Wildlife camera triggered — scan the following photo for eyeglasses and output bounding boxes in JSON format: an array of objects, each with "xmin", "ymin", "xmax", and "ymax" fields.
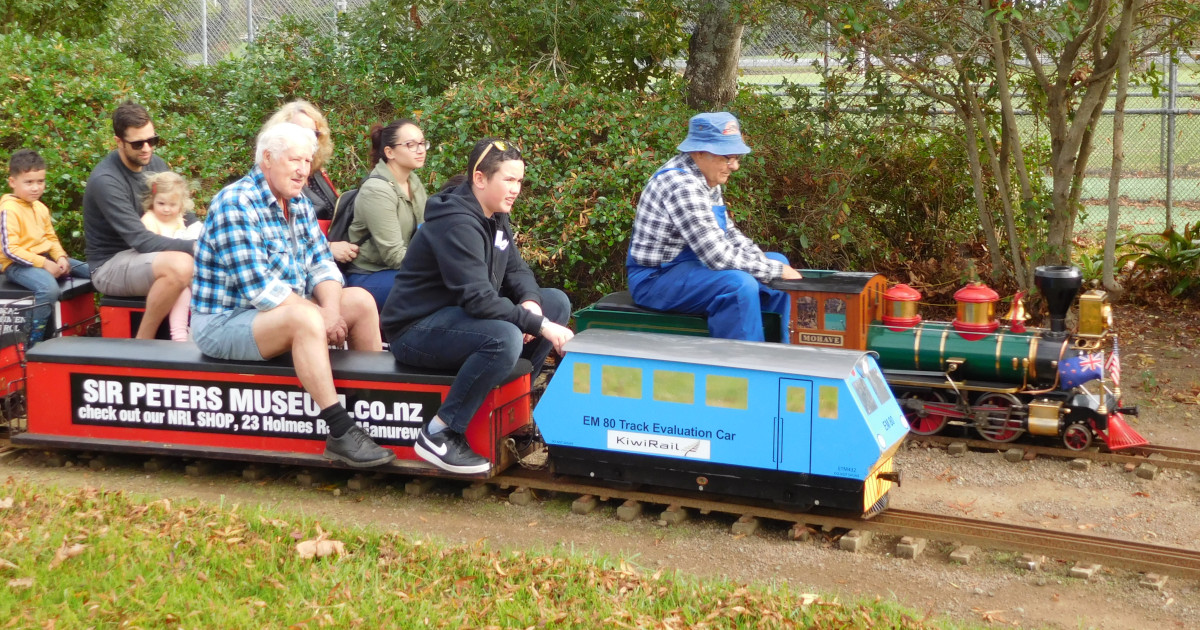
[
  {"xmin": 472, "ymin": 140, "xmax": 512, "ymax": 175},
  {"xmin": 394, "ymin": 139, "xmax": 431, "ymax": 153},
  {"xmin": 721, "ymin": 155, "xmax": 740, "ymax": 166},
  {"xmin": 125, "ymin": 136, "xmax": 160, "ymax": 150}
]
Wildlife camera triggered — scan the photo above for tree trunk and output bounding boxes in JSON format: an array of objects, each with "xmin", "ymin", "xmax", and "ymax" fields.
[
  {"xmin": 683, "ymin": 0, "xmax": 744, "ymax": 110},
  {"xmin": 1104, "ymin": 0, "xmax": 1141, "ymax": 295},
  {"xmin": 960, "ymin": 105, "xmax": 1008, "ymax": 280}
]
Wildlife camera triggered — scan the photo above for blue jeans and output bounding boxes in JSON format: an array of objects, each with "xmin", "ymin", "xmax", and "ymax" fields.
[
  {"xmin": 4, "ymin": 258, "xmax": 91, "ymax": 337},
  {"xmin": 388, "ymin": 288, "xmax": 570, "ymax": 433},
  {"xmin": 345, "ymin": 269, "xmax": 397, "ymax": 312},
  {"xmin": 628, "ymin": 252, "xmax": 790, "ymax": 343}
]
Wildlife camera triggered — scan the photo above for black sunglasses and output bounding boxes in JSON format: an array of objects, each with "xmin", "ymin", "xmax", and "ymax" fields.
[{"xmin": 125, "ymin": 136, "xmax": 161, "ymax": 150}]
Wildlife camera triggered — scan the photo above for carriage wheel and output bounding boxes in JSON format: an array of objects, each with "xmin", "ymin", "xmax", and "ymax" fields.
[
  {"xmin": 900, "ymin": 390, "xmax": 951, "ymax": 436},
  {"xmin": 974, "ymin": 392, "xmax": 1025, "ymax": 443},
  {"xmin": 1062, "ymin": 423, "xmax": 1093, "ymax": 451}
]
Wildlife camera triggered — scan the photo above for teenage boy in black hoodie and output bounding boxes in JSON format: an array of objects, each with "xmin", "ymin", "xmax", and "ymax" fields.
[{"xmin": 381, "ymin": 138, "xmax": 573, "ymax": 474}]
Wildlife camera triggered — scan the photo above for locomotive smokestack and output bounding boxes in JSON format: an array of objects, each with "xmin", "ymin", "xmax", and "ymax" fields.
[{"xmin": 1034, "ymin": 265, "xmax": 1082, "ymax": 339}]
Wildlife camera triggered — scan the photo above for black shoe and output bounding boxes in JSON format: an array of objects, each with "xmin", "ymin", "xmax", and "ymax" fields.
[
  {"xmin": 324, "ymin": 425, "xmax": 396, "ymax": 468},
  {"xmin": 413, "ymin": 427, "xmax": 490, "ymax": 474}
]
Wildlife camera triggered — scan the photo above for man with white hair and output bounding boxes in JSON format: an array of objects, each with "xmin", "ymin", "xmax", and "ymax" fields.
[{"xmin": 191, "ymin": 122, "xmax": 394, "ymax": 468}]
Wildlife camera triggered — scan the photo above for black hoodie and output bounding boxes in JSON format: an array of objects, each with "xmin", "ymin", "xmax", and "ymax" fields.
[{"xmin": 380, "ymin": 179, "xmax": 544, "ymax": 342}]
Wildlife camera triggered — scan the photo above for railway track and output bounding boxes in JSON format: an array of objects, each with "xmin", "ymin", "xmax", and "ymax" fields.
[
  {"xmin": 491, "ymin": 468, "xmax": 1200, "ymax": 579},
  {"xmin": 915, "ymin": 434, "xmax": 1200, "ymax": 474},
  {"xmin": 5, "ymin": 436, "xmax": 1194, "ymax": 580}
]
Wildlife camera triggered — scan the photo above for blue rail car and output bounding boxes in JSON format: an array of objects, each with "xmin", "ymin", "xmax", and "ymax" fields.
[{"xmin": 534, "ymin": 329, "xmax": 909, "ymax": 515}]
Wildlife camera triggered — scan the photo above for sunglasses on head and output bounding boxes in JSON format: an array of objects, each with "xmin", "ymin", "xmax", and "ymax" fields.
[
  {"xmin": 472, "ymin": 140, "xmax": 513, "ymax": 175},
  {"xmin": 125, "ymin": 136, "xmax": 160, "ymax": 150}
]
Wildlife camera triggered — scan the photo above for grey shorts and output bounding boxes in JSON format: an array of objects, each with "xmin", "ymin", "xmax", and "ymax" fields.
[
  {"xmin": 91, "ymin": 249, "xmax": 158, "ymax": 296},
  {"xmin": 192, "ymin": 308, "xmax": 265, "ymax": 361}
]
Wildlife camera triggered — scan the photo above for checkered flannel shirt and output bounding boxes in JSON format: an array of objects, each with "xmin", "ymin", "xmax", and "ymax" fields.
[
  {"xmin": 627, "ymin": 153, "xmax": 782, "ymax": 283},
  {"xmin": 193, "ymin": 165, "xmax": 342, "ymax": 314}
]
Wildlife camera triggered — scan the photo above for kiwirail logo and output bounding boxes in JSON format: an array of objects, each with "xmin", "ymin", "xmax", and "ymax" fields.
[{"xmin": 606, "ymin": 430, "xmax": 711, "ymax": 459}]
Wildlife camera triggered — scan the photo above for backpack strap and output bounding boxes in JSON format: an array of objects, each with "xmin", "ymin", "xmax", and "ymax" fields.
[
  {"xmin": 331, "ymin": 173, "xmax": 387, "ymax": 246},
  {"xmin": 352, "ymin": 174, "xmax": 388, "ymax": 246}
]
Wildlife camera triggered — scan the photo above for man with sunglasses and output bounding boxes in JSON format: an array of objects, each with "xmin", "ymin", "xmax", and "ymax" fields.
[
  {"xmin": 626, "ymin": 111, "xmax": 802, "ymax": 343},
  {"xmin": 83, "ymin": 101, "xmax": 195, "ymax": 339}
]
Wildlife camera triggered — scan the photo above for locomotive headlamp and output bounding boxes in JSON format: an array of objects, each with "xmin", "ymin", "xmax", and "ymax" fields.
[{"xmin": 1077, "ymin": 290, "xmax": 1112, "ymax": 339}]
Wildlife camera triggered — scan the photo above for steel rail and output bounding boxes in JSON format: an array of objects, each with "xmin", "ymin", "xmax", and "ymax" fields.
[
  {"xmin": 915, "ymin": 435, "xmax": 1200, "ymax": 474},
  {"xmin": 493, "ymin": 469, "xmax": 1200, "ymax": 579}
]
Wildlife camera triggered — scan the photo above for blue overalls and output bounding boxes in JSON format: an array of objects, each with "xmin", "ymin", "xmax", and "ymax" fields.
[{"xmin": 627, "ymin": 169, "xmax": 791, "ymax": 343}]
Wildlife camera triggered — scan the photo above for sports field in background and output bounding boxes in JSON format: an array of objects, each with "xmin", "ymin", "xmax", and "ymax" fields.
[{"xmin": 739, "ymin": 56, "xmax": 1200, "ymax": 235}]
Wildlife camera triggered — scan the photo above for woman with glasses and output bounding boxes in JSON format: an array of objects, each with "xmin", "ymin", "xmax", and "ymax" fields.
[
  {"xmin": 381, "ymin": 138, "xmax": 573, "ymax": 474},
  {"xmin": 342, "ymin": 119, "xmax": 429, "ymax": 309},
  {"xmin": 262, "ymin": 101, "xmax": 359, "ymax": 266}
]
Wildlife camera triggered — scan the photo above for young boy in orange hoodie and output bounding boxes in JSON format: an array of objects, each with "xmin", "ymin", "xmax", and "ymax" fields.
[{"xmin": 1, "ymin": 149, "xmax": 90, "ymax": 345}]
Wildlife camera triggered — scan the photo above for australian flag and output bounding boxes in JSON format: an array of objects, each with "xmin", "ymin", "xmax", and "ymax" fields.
[{"xmin": 1060, "ymin": 352, "xmax": 1104, "ymax": 389}]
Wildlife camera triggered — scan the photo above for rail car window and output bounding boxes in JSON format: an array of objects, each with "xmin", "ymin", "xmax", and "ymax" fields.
[
  {"xmin": 573, "ymin": 362, "xmax": 591, "ymax": 394},
  {"xmin": 795, "ymin": 296, "xmax": 818, "ymax": 329},
  {"xmin": 653, "ymin": 370, "xmax": 695, "ymax": 404},
  {"xmin": 818, "ymin": 385, "xmax": 839, "ymax": 419},
  {"xmin": 851, "ymin": 377, "xmax": 879, "ymax": 414},
  {"xmin": 862, "ymin": 359, "xmax": 892, "ymax": 403},
  {"xmin": 825, "ymin": 298, "xmax": 847, "ymax": 331},
  {"xmin": 785, "ymin": 386, "xmax": 807, "ymax": 413},
  {"xmin": 705, "ymin": 375, "xmax": 748, "ymax": 409},
  {"xmin": 601, "ymin": 366, "xmax": 642, "ymax": 399}
]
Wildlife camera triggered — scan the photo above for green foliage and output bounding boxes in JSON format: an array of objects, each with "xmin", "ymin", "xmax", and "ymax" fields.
[
  {"xmin": 340, "ymin": 0, "xmax": 688, "ymax": 95},
  {"xmin": 0, "ymin": 0, "xmax": 182, "ymax": 64},
  {"xmin": 726, "ymin": 81, "xmax": 981, "ymax": 275},
  {"xmin": 1, "ymin": 10, "xmax": 988, "ymax": 306},
  {"xmin": 1117, "ymin": 221, "xmax": 1200, "ymax": 298}
]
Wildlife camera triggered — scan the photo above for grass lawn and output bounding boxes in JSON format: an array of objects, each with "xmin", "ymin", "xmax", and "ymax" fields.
[{"xmin": 0, "ymin": 477, "xmax": 944, "ymax": 629}]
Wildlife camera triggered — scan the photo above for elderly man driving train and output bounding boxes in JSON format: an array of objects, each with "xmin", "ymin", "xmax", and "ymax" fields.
[{"xmin": 625, "ymin": 111, "xmax": 803, "ymax": 342}]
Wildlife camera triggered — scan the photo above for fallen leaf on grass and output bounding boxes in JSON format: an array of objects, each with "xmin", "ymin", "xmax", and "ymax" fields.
[
  {"xmin": 0, "ymin": 497, "xmax": 12, "ymax": 509},
  {"xmin": 7, "ymin": 577, "xmax": 33, "ymax": 589},
  {"xmin": 48, "ymin": 543, "xmax": 87, "ymax": 569},
  {"xmin": 296, "ymin": 538, "xmax": 345, "ymax": 559},
  {"xmin": 0, "ymin": 558, "xmax": 17, "ymax": 571},
  {"xmin": 798, "ymin": 594, "xmax": 820, "ymax": 607}
]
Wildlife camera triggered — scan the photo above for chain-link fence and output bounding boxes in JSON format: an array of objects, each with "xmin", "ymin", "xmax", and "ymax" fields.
[
  {"xmin": 169, "ymin": 2, "xmax": 1198, "ymax": 234},
  {"xmin": 741, "ymin": 20, "xmax": 1200, "ymax": 235},
  {"xmin": 169, "ymin": 0, "xmax": 369, "ymax": 65}
]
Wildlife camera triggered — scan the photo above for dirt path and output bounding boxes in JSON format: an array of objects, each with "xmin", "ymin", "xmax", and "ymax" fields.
[{"xmin": 4, "ymin": 303, "xmax": 1199, "ymax": 629}]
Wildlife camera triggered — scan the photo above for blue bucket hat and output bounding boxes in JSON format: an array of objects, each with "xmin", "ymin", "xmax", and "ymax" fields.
[{"xmin": 676, "ymin": 112, "xmax": 751, "ymax": 155}]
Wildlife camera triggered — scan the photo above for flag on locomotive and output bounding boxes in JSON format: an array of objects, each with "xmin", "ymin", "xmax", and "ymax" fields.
[
  {"xmin": 1106, "ymin": 337, "xmax": 1121, "ymax": 386},
  {"xmin": 1058, "ymin": 352, "xmax": 1104, "ymax": 389}
]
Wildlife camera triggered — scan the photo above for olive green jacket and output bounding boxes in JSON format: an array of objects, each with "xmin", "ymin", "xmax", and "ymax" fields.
[{"xmin": 347, "ymin": 159, "xmax": 427, "ymax": 272}]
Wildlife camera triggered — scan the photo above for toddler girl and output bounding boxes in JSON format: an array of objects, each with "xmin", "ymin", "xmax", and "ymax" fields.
[{"xmin": 142, "ymin": 171, "xmax": 203, "ymax": 341}]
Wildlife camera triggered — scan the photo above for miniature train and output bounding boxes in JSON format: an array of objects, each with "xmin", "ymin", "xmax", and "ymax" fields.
[
  {"xmin": 575, "ymin": 265, "xmax": 1144, "ymax": 452},
  {"xmin": 2, "ymin": 278, "xmax": 905, "ymax": 518}
]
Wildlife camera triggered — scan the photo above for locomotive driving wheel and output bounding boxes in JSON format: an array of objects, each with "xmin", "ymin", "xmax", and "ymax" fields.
[
  {"xmin": 973, "ymin": 392, "xmax": 1025, "ymax": 443},
  {"xmin": 1061, "ymin": 423, "xmax": 1093, "ymax": 451},
  {"xmin": 899, "ymin": 390, "xmax": 951, "ymax": 435}
]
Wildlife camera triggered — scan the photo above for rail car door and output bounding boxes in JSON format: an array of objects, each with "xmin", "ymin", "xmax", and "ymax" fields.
[{"xmin": 776, "ymin": 378, "xmax": 814, "ymax": 473}]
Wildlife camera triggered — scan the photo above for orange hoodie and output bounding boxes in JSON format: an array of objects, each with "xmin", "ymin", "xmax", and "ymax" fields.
[{"xmin": 0, "ymin": 193, "xmax": 68, "ymax": 272}]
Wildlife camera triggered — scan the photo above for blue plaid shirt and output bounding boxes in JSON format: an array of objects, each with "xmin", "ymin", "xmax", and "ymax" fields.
[
  {"xmin": 627, "ymin": 153, "xmax": 782, "ymax": 283},
  {"xmin": 192, "ymin": 166, "xmax": 342, "ymax": 314}
]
